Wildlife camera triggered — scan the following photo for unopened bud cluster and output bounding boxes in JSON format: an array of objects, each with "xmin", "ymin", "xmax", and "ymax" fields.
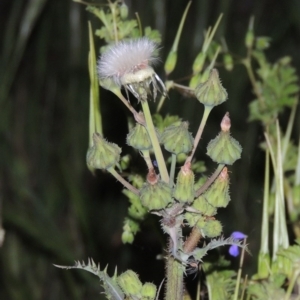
[{"xmin": 117, "ymin": 270, "xmax": 156, "ymax": 300}]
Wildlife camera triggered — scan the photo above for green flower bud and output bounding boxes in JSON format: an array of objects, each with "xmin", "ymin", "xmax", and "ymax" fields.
[
  {"xmin": 192, "ymin": 52, "xmax": 206, "ymax": 74},
  {"xmin": 161, "ymin": 121, "xmax": 194, "ymax": 155},
  {"xmin": 195, "ymin": 69, "xmax": 228, "ymax": 107},
  {"xmin": 206, "ymin": 113, "xmax": 242, "ymax": 165},
  {"xmin": 164, "ymin": 50, "xmax": 177, "ymax": 75},
  {"xmin": 141, "ymin": 282, "xmax": 157, "ymax": 300},
  {"xmin": 245, "ymin": 30, "xmax": 254, "ymax": 48},
  {"xmin": 86, "ymin": 133, "xmax": 121, "ymax": 170},
  {"xmin": 189, "ymin": 73, "xmax": 201, "ymax": 89},
  {"xmin": 120, "ymin": 154, "xmax": 130, "ymax": 170},
  {"xmin": 192, "ymin": 195, "xmax": 217, "ymax": 216},
  {"xmin": 173, "ymin": 162, "xmax": 195, "ymax": 203},
  {"xmin": 122, "ymin": 230, "xmax": 134, "ymax": 244},
  {"xmin": 204, "ymin": 167, "xmax": 230, "ymax": 208},
  {"xmin": 117, "ymin": 270, "xmax": 142, "ymax": 297},
  {"xmin": 140, "ymin": 170, "xmax": 172, "ymax": 210},
  {"xmin": 223, "ymin": 53, "xmax": 233, "ymax": 71},
  {"xmin": 201, "ymin": 219, "xmax": 222, "ymax": 238},
  {"xmin": 185, "ymin": 213, "xmax": 206, "ymax": 227},
  {"xmin": 120, "ymin": 3, "xmax": 129, "ymax": 19},
  {"xmin": 122, "ymin": 217, "xmax": 141, "ymax": 244},
  {"xmin": 127, "ymin": 123, "xmax": 153, "ymax": 150},
  {"xmin": 255, "ymin": 36, "xmax": 271, "ymax": 50}
]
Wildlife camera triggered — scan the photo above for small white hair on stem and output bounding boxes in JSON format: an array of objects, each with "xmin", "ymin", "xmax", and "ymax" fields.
[{"xmin": 97, "ymin": 37, "xmax": 159, "ymax": 86}]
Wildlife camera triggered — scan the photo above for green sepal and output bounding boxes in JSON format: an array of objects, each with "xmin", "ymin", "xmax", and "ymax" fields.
[
  {"xmin": 86, "ymin": 132, "xmax": 121, "ymax": 170},
  {"xmin": 201, "ymin": 219, "xmax": 222, "ymax": 238},
  {"xmin": 141, "ymin": 282, "xmax": 157, "ymax": 300},
  {"xmin": 195, "ymin": 69, "xmax": 228, "ymax": 107},
  {"xmin": 161, "ymin": 121, "xmax": 194, "ymax": 155},
  {"xmin": 117, "ymin": 270, "xmax": 143, "ymax": 297},
  {"xmin": 207, "ymin": 131, "xmax": 242, "ymax": 165},
  {"xmin": 173, "ymin": 165, "xmax": 195, "ymax": 203},
  {"xmin": 204, "ymin": 167, "xmax": 230, "ymax": 208},
  {"xmin": 184, "ymin": 213, "xmax": 206, "ymax": 227},
  {"xmin": 192, "ymin": 195, "xmax": 217, "ymax": 216},
  {"xmin": 127, "ymin": 123, "xmax": 153, "ymax": 150},
  {"xmin": 140, "ymin": 180, "xmax": 172, "ymax": 210}
]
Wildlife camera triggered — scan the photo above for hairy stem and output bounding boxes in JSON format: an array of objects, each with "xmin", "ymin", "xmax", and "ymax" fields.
[
  {"xmin": 108, "ymin": 168, "xmax": 139, "ymax": 195},
  {"xmin": 183, "ymin": 226, "xmax": 202, "ymax": 253},
  {"xmin": 165, "ymin": 237, "xmax": 184, "ymax": 300}
]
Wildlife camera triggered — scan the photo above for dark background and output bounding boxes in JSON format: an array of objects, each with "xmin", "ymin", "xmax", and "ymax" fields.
[{"xmin": 1, "ymin": 0, "xmax": 300, "ymax": 299}]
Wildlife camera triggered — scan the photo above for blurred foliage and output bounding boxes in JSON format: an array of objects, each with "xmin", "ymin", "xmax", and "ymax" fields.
[{"xmin": 1, "ymin": 0, "xmax": 300, "ymax": 299}]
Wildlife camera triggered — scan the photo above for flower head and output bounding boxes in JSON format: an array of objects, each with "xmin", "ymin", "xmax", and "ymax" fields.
[
  {"xmin": 228, "ymin": 231, "xmax": 247, "ymax": 257},
  {"xmin": 97, "ymin": 37, "xmax": 166, "ymax": 102}
]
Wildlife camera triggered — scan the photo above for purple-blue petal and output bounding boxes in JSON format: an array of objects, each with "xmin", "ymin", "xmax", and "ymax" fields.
[
  {"xmin": 231, "ymin": 231, "xmax": 247, "ymax": 239},
  {"xmin": 229, "ymin": 245, "xmax": 239, "ymax": 257}
]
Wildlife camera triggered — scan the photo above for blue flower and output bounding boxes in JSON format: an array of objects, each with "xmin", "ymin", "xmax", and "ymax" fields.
[{"xmin": 229, "ymin": 231, "xmax": 247, "ymax": 257}]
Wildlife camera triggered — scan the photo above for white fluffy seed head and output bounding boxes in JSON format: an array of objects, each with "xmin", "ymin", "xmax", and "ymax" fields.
[{"xmin": 97, "ymin": 37, "xmax": 159, "ymax": 86}]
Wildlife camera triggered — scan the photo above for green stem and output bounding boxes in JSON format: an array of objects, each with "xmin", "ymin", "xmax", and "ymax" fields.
[
  {"xmin": 169, "ymin": 153, "xmax": 177, "ymax": 187},
  {"xmin": 141, "ymin": 101, "xmax": 169, "ymax": 183},
  {"xmin": 284, "ymin": 269, "xmax": 300, "ymax": 300},
  {"xmin": 185, "ymin": 105, "xmax": 213, "ymax": 164},
  {"xmin": 108, "ymin": 168, "xmax": 139, "ymax": 195},
  {"xmin": 233, "ymin": 238, "xmax": 247, "ymax": 300},
  {"xmin": 165, "ymin": 236, "xmax": 184, "ymax": 300},
  {"xmin": 261, "ymin": 149, "xmax": 270, "ymax": 254},
  {"xmin": 243, "ymin": 57, "xmax": 264, "ymax": 105},
  {"xmin": 141, "ymin": 149, "xmax": 154, "ymax": 170},
  {"xmin": 113, "ymin": 89, "xmax": 145, "ymax": 124}
]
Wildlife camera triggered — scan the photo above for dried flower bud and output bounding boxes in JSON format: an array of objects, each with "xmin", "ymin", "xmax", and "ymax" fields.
[
  {"xmin": 97, "ymin": 38, "xmax": 166, "ymax": 102},
  {"xmin": 221, "ymin": 112, "xmax": 231, "ymax": 132},
  {"xmin": 195, "ymin": 69, "xmax": 228, "ymax": 107},
  {"xmin": 86, "ymin": 133, "xmax": 121, "ymax": 170},
  {"xmin": 173, "ymin": 162, "xmax": 195, "ymax": 203},
  {"xmin": 161, "ymin": 121, "xmax": 194, "ymax": 155},
  {"xmin": 141, "ymin": 282, "xmax": 157, "ymax": 300},
  {"xmin": 117, "ymin": 270, "xmax": 142, "ymax": 297}
]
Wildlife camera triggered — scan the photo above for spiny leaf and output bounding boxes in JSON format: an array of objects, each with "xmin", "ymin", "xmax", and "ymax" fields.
[
  {"xmin": 192, "ymin": 236, "xmax": 248, "ymax": 261},
  {"xmin": 54, "ymin": 259, "xmax": 124, "ymax": 300}
]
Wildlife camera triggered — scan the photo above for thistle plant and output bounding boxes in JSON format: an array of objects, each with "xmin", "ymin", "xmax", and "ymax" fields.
[{"xmin": 55, "ymin": 1, "xmax": 300, "ymax": 299}]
